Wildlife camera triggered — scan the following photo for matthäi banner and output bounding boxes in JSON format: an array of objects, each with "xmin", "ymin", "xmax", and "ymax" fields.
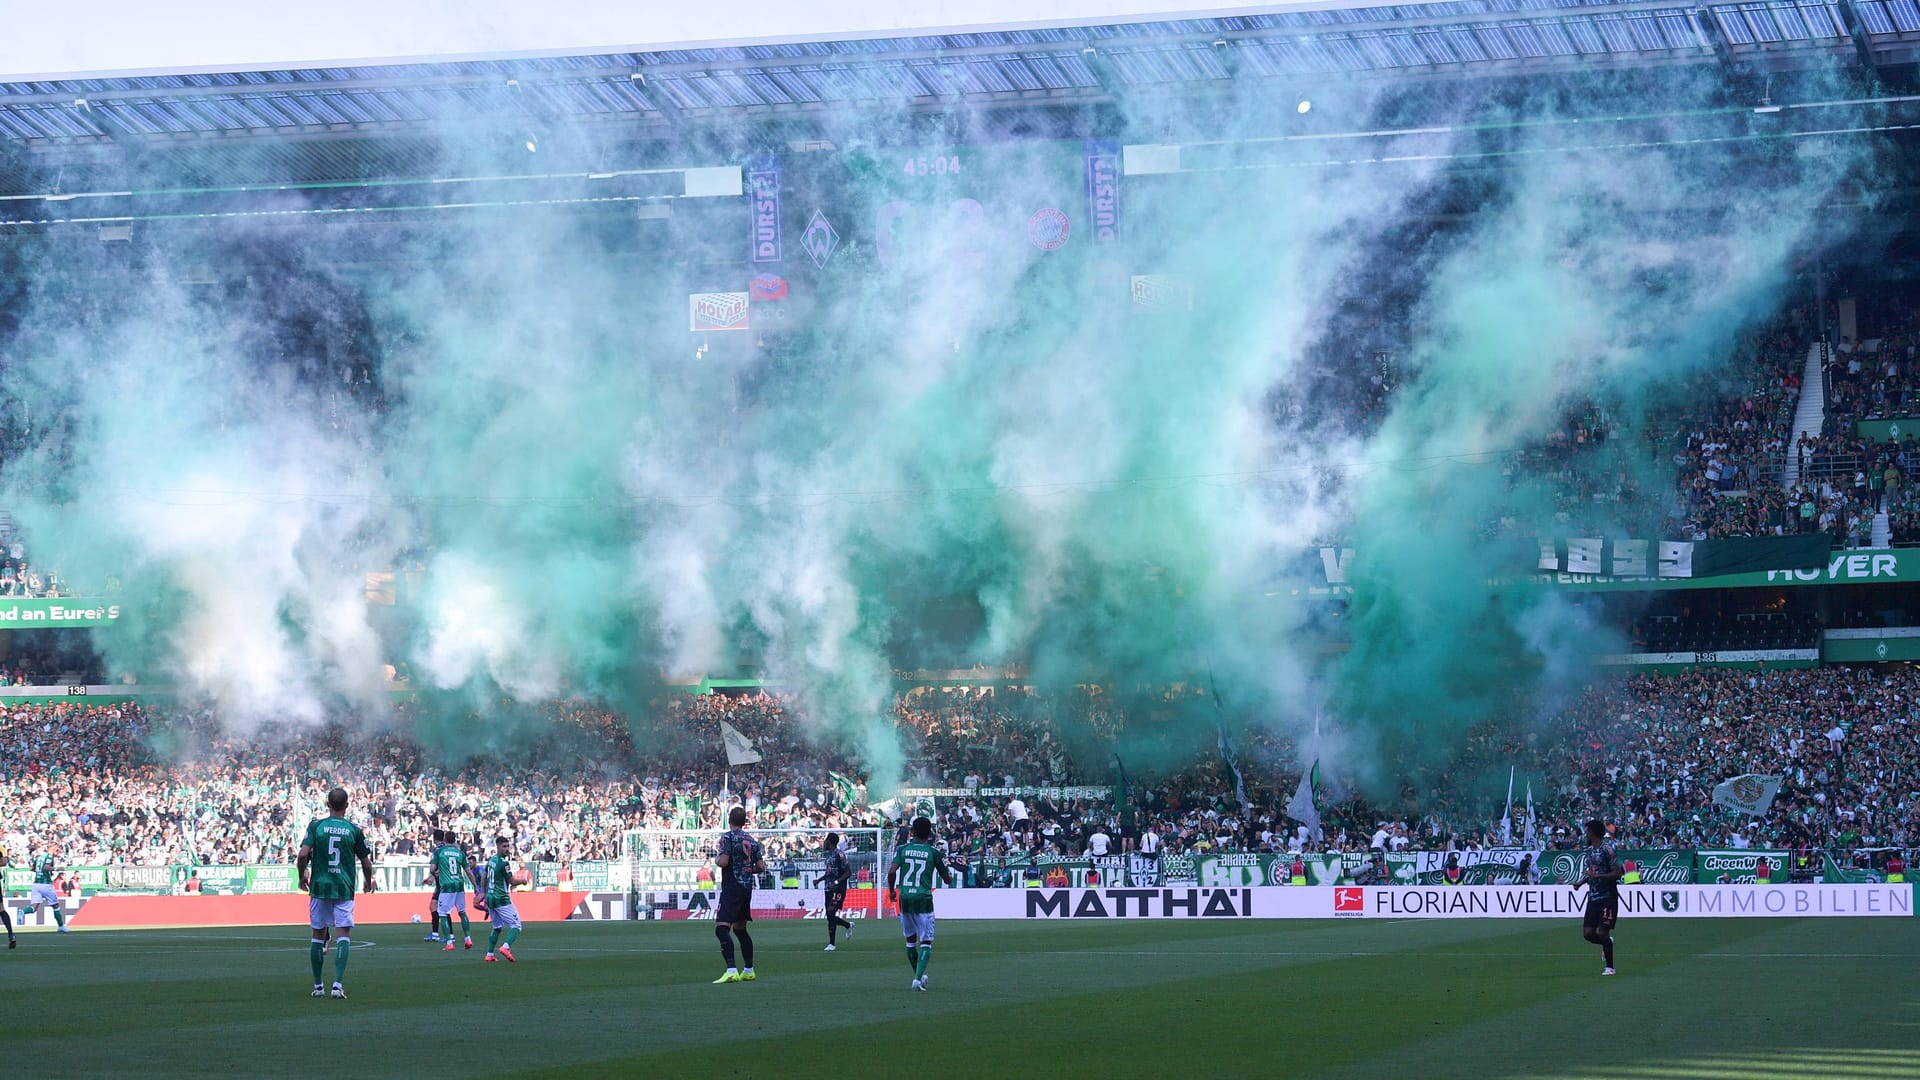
[{"xmin": 933, "ymin": 883, "xmax": 1915, "ymax": 920}]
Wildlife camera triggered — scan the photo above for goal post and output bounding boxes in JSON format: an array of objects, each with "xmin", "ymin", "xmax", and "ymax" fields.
[{"xmin": 622, "ymin": 826, "xmax": 889, "ymax": 921}]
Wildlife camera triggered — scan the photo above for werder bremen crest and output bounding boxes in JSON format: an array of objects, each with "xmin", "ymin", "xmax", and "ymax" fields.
[{"xmin": 1661, "ymin": 891, "xmax": 1680, "ymax": 913}]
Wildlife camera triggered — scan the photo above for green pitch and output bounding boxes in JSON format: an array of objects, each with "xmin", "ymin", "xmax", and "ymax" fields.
[{"xmin": 2, "ymin": 917, "xmax": 1915, "ymax": 1078}]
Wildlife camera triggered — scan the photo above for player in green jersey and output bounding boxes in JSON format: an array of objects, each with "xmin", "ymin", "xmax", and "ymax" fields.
[
  {"xmin": 296, "ymin": 787, "xmax": 376, "ymax": 999},
  {"xmin": 429, "ymin": 831, "xmax": 475, "ymax": 951},
  {"xmin": 477, "ymin": 835, "xmax": 528, "ymax": 963},
  {"xmin": 27, "ymin": 845, "xmax": 67, "ymax": 933},
  {"xmin": 887, "ymin": 817, "xmax": 953, "ymax": 992}
]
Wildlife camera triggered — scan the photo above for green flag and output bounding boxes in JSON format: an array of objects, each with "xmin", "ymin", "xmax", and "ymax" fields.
[{"xmin": 829, "ymin": 772, "xmax": 859, "ymax": 808}]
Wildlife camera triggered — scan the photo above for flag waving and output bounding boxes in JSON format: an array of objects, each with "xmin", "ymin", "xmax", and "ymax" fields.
[
  {"xmin": 1500, "ymin": 766, "xmax": 1515, "ymax": 846},
  {"xmin": 1523, "ymin": 780, "xmax": 1537, "ymax": 847},
  {"xmin": 1711, "ymin": 774, "xmax": 1783, "ymax": 816},
  {"xmin": 1286, "ymin": 760, "xmax": 1321, "ymax": 841},
  {"xmin": 720, "ymin": 721, "xmax": 763, "ymax": 767}
]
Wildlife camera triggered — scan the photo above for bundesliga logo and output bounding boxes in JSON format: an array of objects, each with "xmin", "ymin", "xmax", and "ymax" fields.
[{"xmin": 1334, "ymin": 887, "xmax": 1365, "ymax": 914}]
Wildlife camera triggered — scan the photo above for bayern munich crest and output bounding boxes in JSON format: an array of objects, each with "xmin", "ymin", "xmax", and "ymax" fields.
[{"xmin": 1028, "ymin": 207, "xmax": 1070, "ymax": 251}]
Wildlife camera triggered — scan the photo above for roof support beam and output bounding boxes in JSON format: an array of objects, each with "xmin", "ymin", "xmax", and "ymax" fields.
[{"xmin": 1835, "ymin": 0, "xmax": 1881, "ymax": 74}]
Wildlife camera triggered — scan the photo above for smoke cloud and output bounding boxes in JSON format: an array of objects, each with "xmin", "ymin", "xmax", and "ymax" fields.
[{"xmin": 0, "ymin": 66, "xmax": 1870, "ymax": 796}]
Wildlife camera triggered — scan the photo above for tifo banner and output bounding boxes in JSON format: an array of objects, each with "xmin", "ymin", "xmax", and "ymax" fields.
[
  {"xmin": 935, "ymin": 884, "xmax": 1914, "ymax": 920},
  {"xmin": 0, "ymin": 598, "xmax": 123, "ymax": 627}
]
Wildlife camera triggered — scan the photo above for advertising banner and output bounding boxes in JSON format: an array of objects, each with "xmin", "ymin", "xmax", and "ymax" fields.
[
  {"xmin": 747, "ymin": 155, "xmax": 782, "ymax": 264},
  {"xmin": 0, "ymin": 598, "xmax": 123, "ymax": 627},
  {"xmin": 1083, "ymin": 139, "xmax": 1120, "ymax": 243},
  {"xmin": 565, "ymin": 891, "xmax": 631, "ymax": 921},
  {"xmin": 637, "ymin": 889, "xmax": 881, "ymax": 920},
  {"xmin": 1311, "ymin": 544, "xmax": 1920, "ymax": 594},
  {"xmin": 935, "ymin": 883, "xmax": 1915, "ymax": 920},
  {"xmin": 689, "ymin": 291, "xmax": 750, "ymax": 332}
]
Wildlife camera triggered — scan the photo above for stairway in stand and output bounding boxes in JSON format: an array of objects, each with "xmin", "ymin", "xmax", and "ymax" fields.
[{"xmin": 1782, "ymin": 339, "xmax": 1827, "ymax": 490}]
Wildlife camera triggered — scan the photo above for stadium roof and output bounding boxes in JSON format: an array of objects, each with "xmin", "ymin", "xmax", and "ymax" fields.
[{"xmin": 1, "ymin": 0, "xmax": 1917, "ymax": 196}]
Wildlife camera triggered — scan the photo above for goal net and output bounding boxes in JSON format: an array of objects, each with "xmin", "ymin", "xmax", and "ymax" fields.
[{"xmin": 622, "ymin": 827, "xmax": 888, "ymax": 921}]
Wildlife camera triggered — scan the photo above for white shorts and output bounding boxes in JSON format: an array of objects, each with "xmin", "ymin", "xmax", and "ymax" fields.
[
  {"xmin": 487, "ymin": 903, "xmax": 521, "ymax": 930},
  {"xmin": 898, "ymin": 911, "xmax": 935, "ymax": 942},
  {"xmin": 29, "ymin": 883, "xmax": 58, "ymax": 907},
  {"xmin": 309, "ymin": 897, "xmax": 356, "ymax": 930},
  {"xmin": 436, "ymin": 892, "xmax": 469, "ymax": 916}
]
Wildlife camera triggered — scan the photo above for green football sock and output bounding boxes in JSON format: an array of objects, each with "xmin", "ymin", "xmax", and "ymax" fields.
[
  {"xmin": 488, "ymin": 929, "xmax": 502, "ymax": 951},
  {"xmin": 905, "ymin": 945, "xmax": 919, "ymax": 972},
  {"xmin": 915, "ymin": 944, "xmax": 932, "ymax": 979},
  {"xmin": 52, "ymin": 907, "xmax": 65, "ymax": 928},
  {"xmin": 334, "ymin": 938, "xmax": 351, "ymax": 980},
  {"xmin": 458, "ymin": 910, "xmax": 470, "ymax": 935},
  {"xmin": 503, "ymin": 927, "xmax": 520, "ymax": 947},
  {"xmin": 309, "ymin": 939, "xmax": 325, "ymax": 984}
]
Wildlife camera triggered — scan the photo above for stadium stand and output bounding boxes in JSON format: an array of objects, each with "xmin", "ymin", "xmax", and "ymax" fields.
[{"xmin": 4, "ymin": 666, "xmax": 1913, "ymax": 873}]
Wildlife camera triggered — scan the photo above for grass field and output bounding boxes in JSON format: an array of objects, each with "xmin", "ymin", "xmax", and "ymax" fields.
[{"xmin": 2, "ymin": 916, "xmax": 1916, "ymax": 1078}]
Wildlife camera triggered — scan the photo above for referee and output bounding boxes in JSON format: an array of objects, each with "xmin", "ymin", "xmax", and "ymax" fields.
[{"xmin": 821, "ymin": 832, "xmax": 855, "ymax": 951}]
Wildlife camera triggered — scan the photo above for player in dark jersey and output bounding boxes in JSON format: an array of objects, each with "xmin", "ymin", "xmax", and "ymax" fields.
[
  {"xmin": 711, "ymin": 806, "xmax": 766, "ymax": 984},
  {"xmin": 297, "ymin": 787, "xmax": 376, "ymax": 999},
  {"xmin": 0, "ymin": 843, "xmax": 15, "ymax": 947},
  {"xmin": 1580, "ymin": 818, "xmax": 1623, "ymax": 976},
  {"xmin": 821, "ymin": 832, "xmax": 854, "ymax": 951}
]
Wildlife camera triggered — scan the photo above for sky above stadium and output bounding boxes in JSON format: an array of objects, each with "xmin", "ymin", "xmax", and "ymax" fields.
[{"xmin": 0, "ymin": 0, "xmax": 1385, "ymax": 80}]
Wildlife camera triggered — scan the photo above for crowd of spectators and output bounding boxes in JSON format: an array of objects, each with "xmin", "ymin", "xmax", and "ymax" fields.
[{"xmin": 3, "ymin": 665, "xmax": 1915, "ymax": 873}]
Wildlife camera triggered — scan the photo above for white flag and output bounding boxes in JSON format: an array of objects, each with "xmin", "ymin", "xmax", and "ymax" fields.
[
  {"xmin": 1286, "ymin": 760, "xmax": 1321, "ymax": 841},
  {"xmin": 1523, "ymin": 781, "xmax": 1538, "ymax": 847},
  {"xmin": 1711, "ymin": 774, "xmax": 1783, "ymax": 816},
  {"xmin": 720, "ymin": 721, "xmax": 762, "ymax": 767},
  {"xmin": 1500, "ymin": 766, "xmax": 1515, "ymax": 846}
]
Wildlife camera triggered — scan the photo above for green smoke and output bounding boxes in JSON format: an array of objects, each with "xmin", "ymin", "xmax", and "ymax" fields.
[{"xmin": 0, "ymin": 68, "xmax": 1874, "ymax": 794}]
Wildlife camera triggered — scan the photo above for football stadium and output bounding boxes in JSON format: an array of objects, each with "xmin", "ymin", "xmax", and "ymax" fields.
[{"xmin": 3, "ymin": 1, "xmax": 1920, "ymax": 1076}]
